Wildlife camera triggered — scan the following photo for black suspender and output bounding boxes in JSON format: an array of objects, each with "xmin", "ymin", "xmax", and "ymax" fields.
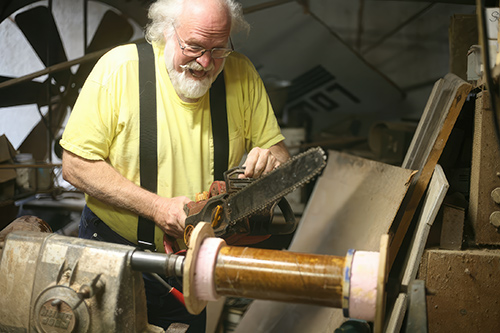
[
  {"xmin": 137, "ymin": 42, "xmax": 158, "ymax": 251},
  {"xmin": 136, "ymin": 42, "xmax": 228, "ymax": 251},
  {"xmin": 210, "ymin": 73, "xmax": 229, "ymax": 181}
]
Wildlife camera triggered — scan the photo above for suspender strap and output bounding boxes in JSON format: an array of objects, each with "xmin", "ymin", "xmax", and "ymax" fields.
[
  {"xmin": 136, "ymin": 43, "xmax": 229, "ymax": 250},
  {"xmin": 137, "ymin": 42, "xmax": 157, "ymax": 251},
  {"xmin": 210, "ymin": 73, "xmax": 229, "ymax": 181}
]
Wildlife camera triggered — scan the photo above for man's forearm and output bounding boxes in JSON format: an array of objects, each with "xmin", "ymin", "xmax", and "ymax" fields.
[{"xmin": 62, "ymin": 150, "xmax": 160, "ymax": 221}]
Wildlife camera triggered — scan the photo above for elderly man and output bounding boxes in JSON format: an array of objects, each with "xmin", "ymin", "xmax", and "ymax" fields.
[{"xmin": 61, "ymin": 0, "xmax": 289, "ymax": 330}]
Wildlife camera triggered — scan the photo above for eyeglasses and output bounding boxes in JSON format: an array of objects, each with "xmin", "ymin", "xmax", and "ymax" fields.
[{"xmin": 173, "ymin": 26, "xmax": 234, "ymax": 59}]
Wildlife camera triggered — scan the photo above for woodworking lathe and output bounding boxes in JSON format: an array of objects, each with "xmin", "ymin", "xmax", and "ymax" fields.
[{"xmin": 0, "ymin": 222, "xmax": 388, "ymax": 332}]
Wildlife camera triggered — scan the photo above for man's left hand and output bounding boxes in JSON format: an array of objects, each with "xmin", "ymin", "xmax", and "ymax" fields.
[{"xmin": 242, "ymin": 141, "xmax": 290, "ymax": 178}]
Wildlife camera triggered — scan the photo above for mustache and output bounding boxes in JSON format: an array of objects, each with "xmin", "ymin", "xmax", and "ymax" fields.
[{"xmin": 179, "ymin": 60, "xmax": 215, "ymax": 73}]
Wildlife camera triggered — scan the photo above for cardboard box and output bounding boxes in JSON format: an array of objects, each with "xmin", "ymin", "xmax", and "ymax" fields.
[{"xmin": 0, "ymin": 135, "xmax": 17, "ymax": 201}]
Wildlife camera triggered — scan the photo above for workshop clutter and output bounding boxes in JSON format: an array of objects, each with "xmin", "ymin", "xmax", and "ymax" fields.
[
  {"xmin": 14, "ymin": 152, "xmax": 36, "ymax": 191},
  {"xmin": 0, "ymin": 134, "xmax": 53, "ymax": 201},
  {"xmin": 0, "ymin": 135, "xmax": 17, "ymax": 201}
]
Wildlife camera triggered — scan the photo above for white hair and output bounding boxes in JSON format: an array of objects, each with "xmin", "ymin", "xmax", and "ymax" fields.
[{"xmin": 145, "ymin": 0, "xmax": 250, "ymax": 45}]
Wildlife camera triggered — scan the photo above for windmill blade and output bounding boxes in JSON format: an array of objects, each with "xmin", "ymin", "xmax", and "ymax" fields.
[
  {"xmin": 74, "ymin": 10, "xmax": 134, "ymax": 87},
  {"xmin": 0, "ymin": 76, "xmax": 53, "ymax": 108},
  {"xmin": 15, "ymin": 6, "xmax": 72, "ymax": 86},
  {"xmin": 0, "ymin": 0, "xmax": 38, "ymax": 23},
  {"xmin": 64, "ymin": 9, "xmax": 135, "ymax": 108},
  {"xmin": 87, "ymin": 10, "xmax": 134, "ymax": 53}
]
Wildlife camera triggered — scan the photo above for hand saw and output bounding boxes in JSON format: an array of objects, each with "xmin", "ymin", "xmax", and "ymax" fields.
[{"xmin": 183, "ymin": 147, "xmax": 327, "ymax": 245}]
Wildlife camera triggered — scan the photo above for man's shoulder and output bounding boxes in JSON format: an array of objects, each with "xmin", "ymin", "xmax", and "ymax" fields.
[
  {"xmin": 100, "ymin": 43, "xmax": 140, "ymax": 64},
  {"xmin": 224, "ymin": 52, "xmax": 259, "ymax": 79},
  {"xmin": 88, "ymin": 44, "xmax": 140, "ymax": 84},
  {"xmin": 226, "ymin": 51, "xmax": 253, "ymax": 67}
]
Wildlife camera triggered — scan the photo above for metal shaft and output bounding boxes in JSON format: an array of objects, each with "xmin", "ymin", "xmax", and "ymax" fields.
[
  {"xmin": 214, "ymin": 246, "xmax": 345, "ymax": 308},
  {"xmin": 129, "ymin": 250, "xmax": 184, "ymax": 277}
]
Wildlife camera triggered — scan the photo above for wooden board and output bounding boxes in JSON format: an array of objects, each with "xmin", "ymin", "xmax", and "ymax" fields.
[
  {"xmin": 183, "ymin": 222, "xmax": 214, "ymax": 315},
  {"xmin": 401, "ymin": 164, "xmax": 449, "ymax": 287},
  {"xmin": 235, "ymin": 150, "xmax": 415, "ymax": 333},
  {"xmin": 374, "ymin": 234, "xmax": 390, "ymax": 333},
  {"xmin": 389, "ymin": 73, "xmax": 472, "ymax": 268},
  {"xmin": 418, "ymin": 249, "xmax": 500, "ymax": 333},
  {"xmin": 385, "ymin": 294, "xmax": 408, "ymax": 333},
  {"xmin": 385, "ymin": 164, "xmax": 449, "ymax": 333},
  {"xmin": 287, "ymin": 150, "xmax": 415, "ymax": 256},
  {"xmin": 468, "ymin": 91, "xmax": 500, "ymax": 245}
]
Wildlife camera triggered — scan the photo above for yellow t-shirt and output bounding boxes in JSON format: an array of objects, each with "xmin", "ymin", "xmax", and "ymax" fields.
[{"xmin": 60, "ymin": 42, "xmax": 284, "ymax": 251}]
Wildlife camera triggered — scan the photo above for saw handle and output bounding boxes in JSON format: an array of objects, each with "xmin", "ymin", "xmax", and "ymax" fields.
[
  {"xmin": 184, "ymin": 200, "xmax": 209, "ymax": 217},
  {"xmin": 183, "ymin": 179, "xmax": 227, "ymax": 218},
  {"xmin": 183, "ymin": 179, "xmax": 229, "ymax": 227},
  {"xmin": 269, "ymin": 198, "xmax": 297, "ymax": 235}
]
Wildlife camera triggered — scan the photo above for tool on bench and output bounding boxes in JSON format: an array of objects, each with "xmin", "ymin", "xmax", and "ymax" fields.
[{"xmin": 182, "ymin": 146, "xmax": 327, "ymax": 246}]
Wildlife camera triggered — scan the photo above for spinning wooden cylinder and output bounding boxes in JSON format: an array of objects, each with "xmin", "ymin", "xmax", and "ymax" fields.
[{"xmin": 184, "ymin": 223, "xmax": 386, "ymax": 323}]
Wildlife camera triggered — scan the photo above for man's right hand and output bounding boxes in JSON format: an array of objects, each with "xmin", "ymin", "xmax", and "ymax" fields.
[{"xmin": 152, "ymin": 196, "xmax": 192, "ymax": 239}]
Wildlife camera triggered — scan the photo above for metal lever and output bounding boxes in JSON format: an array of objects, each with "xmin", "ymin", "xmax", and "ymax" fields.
[{"xmin": 72, "ymin": 273, "xmax": 103, "ymax": 310}]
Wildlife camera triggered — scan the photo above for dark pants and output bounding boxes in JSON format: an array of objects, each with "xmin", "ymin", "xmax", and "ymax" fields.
[{"xmin": 79, "ymin": 205, "xmax": 206, "ymax": 332}]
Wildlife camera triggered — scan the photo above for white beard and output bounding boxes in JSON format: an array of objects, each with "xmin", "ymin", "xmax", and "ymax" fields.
[
  {"xmin": 169, "ymin": 63, "xmax": 213, "ymax": 99},
  {"xmin": 164, "ymin": 41, "xmax": 225, "ymax": 100}
]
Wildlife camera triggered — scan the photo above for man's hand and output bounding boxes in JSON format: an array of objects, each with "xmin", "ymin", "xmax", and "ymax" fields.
[
  {"xmin": 242, "ymin": 147, "xmax": 278, "ymax": 178},
  {"xmin": 242, "ymin": 141, "xmax": 290, "ymax": 178},
  {"xmin": 152, "ymin": 196, "xmax": 192, "ymax": 239}
]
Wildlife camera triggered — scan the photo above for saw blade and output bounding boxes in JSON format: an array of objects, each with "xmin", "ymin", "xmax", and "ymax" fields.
[{"xmin": 225, "ymin": 146, "xmax": 327, "ymax": 225}]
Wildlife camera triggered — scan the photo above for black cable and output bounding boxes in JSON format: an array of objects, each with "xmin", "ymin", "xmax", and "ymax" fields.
[
  {"xmin": 36, "ymin": 104, "xmax": 54, "ymax": 144},
  {"xmin": 48, "ymin": 0, "xmax": 53, "ymax": 163}
]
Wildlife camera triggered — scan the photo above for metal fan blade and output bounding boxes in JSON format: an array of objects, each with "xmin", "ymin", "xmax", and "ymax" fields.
[
  {"xmin": 15, "ymin": 6, "xmax": 71, "ymax": 86},
  {"xmin": 63, "ymin": 9, "xmax": 135, "ymax": 108},
  {"xmin": 74, "ymin": 10, "xmax": 134, "ymax": 86},
  {"xmin": 0, "ymin": 76, "xmax": 51, "ymax": 107},
  {"xmin": 0, "ymin": 0, "xmax": 38, "ymax": 23},
  {"xmin": 87, "ymin": 10, "xmax": 134, "ymax": 53}
]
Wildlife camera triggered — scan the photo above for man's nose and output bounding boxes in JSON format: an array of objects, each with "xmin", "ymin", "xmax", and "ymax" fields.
[{"xmin": 196, "ymin": 51, "xmax": 213, "ymax": 68}]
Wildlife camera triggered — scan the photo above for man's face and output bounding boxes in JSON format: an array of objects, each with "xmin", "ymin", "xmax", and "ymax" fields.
[{"xmin": 164, "ymin": 14, "xmax": 231, "ymax": 101}]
